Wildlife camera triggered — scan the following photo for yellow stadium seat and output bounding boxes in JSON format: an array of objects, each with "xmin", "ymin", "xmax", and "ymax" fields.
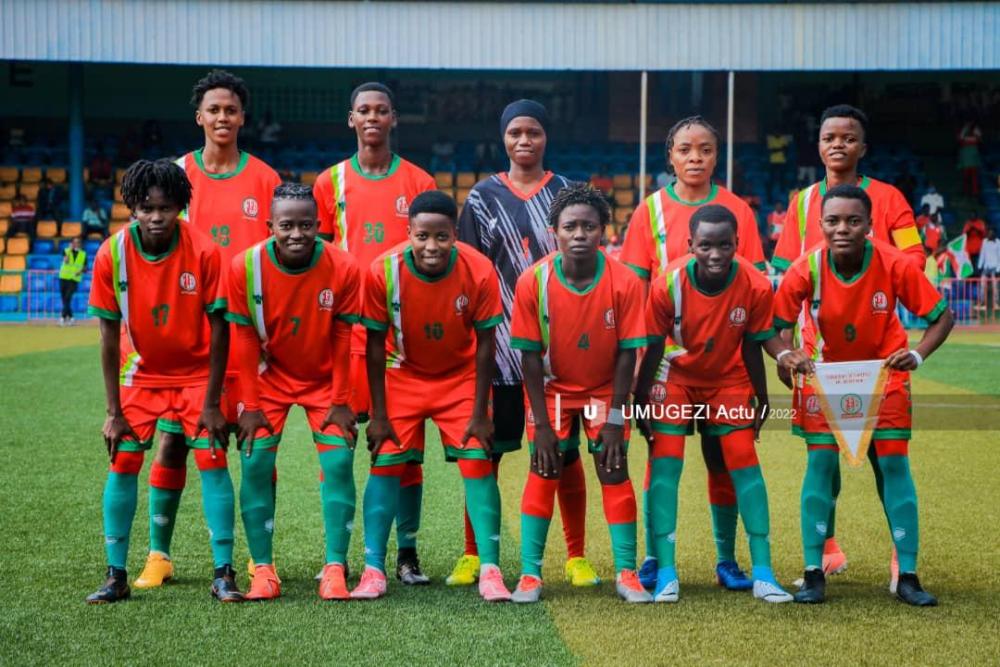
[
  {"xmin": 456, "ymin": 188, "xmax": 471, "ymax": 205},
  {"xmin": 19, "ymin": 183, "xmax": 40, "ymax": 200},
  {"xmin": 0, "ymin": 219, "xmax": 7, "ymax": 237},
  {"xmin": 5, "ymin": 237, "xmax": 29, "ymax": 255},
  {"xmin": 20, "ymin": 168, "xmax": 42, "ymax": 184},
  {"xmin": 0, "ymin": 202, "xmax": 11, "ymax": 217},
  {"xmin": 613, "ymin": 190, "xmax": 635, "ymax": 207},
  {"xmin": 36, "ymin": 220, "xmax": 58, "ymax": 238},
  {"xmin": 46, "ymin": 167, "xmax": 67, "ymax": 184},
  {"xmin": 300, "ymin": 171, "xmax": 319, "ymax": 186},
  {"xmin": 109, "ymin": 221, "xmax": 126, "ymax": 235},
  {"xmin": 0, "ymin": 184, "xmax": 15, "ymax": 201},
  {"xmin": 614, "ymin": 207, "xmax": 631, "ymax": 225},
  {"xmin": 115, "ymin": 168, "xmax": 127, "ymax": 184},
  {"xmin": 434, "ymin": 172, "xmax": 454, "ymax": 188},
  {"xmin": 0, "ymin": 166, "xmax": 18, "ymax": 184},
  {"xmin": 111, "ymin": 203, "xmax": 131, "ymax": 221},
  {"xmin": 2, "ymin": 255, "xmax": 26, "ymax": 271},
  {"xmin": 456, "ymin": 172, "xmax": 476, "ymax": 188},
  {"xmin": 0, "ymin": 273, "xmax": 23, "ymax": 293},
  {"xmin": 61, "ymin": 221, "xmax": 82, "ymax": 237},
  {"xmin": 641, "ymin": 173, "xmax": 653, "ymax": 188},
  {"xmin": 0, "ymin": 239, "xmax": 4, "ymax": 254},
  {"xmin": 114, "ymin": 185, "xmax": 123, "ymax": 202},
  {"xmin": 612, "ymin": 174, "xmax": 633, "ymax": 190}
]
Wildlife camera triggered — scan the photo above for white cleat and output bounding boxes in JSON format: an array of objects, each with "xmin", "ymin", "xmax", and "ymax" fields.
[
  {"xmin": 511, "ymin": 575, "xmax": 543, "ymax": 603},
  {"xmin": 615, "ymin": 570, "xmax": 653, "ymax": 603},
  {"xmin": 653, "ymin": 579, "xmax": 680, "ymax": 603},
  {"xmin": 753, "ymin": 579, "xmax": 793, "ymax": 603}
]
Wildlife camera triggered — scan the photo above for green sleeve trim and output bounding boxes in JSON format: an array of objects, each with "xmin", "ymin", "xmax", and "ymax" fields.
[
  {"xmin": 873, "ymin": 428, "xmax": 911, "ymax": 441},
  {"xmin": 618, "ymin": 336, "xmax": 647, "ymax": 350},
  {"xmin": 771, "ymin": 256, "xmax": 792, "ymax": 271},
  {"xmin": 473, "ymin": 314, "xmax": 504, "ymax": 330},
  {"xmin": 773, "ymin": 316, "xmax": 795, "ymax": 330},
  {"xmin": 336, "ymin": 313, "xmax": 361, "ymax": 324},
  {"xmin": 510, "ymin": 336, "xmax": 543, "ymax": 351},
  {"xmin": 924, "ymin": 299, "xmax": 947, "ymax": 323},
  {"xmin": 205, "ymin": 297, "xmax": 227, "ymax": 313},
  {"xmin": 318, "ymin": 233, "xmax": 334, "ymax": 241},
  {"xmin": 361, "ymin": 316, "xmax": 389, "ymax": 331},
  {"xmin": 753, "ymin": 261, "xmax": 767, "ymax": 272},
  {"xmin": 746, "ymin": 327, "xmax": 776, "ymax": 342},
  {"xmin": 624, "ymin": 262, "xmax": 650, "ymax": 280},
  {"xmin": 87, "ymin": 305, "xmax": 121, "ymax": 321},
  {"xmin": 225, "ymin": 312, "xmax": 254, "ymax": 326}
]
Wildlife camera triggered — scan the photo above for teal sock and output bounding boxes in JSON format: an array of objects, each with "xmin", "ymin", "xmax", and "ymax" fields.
[
  {"xmin": 199, "ymin": 467, "xmax": 236, "ymax": 568},
  {"xmin": 710, "ymin": 503, "xmax": 739, "ymax": 563},
  {"xmin": 318, "ymin": 447, "xmax": 355, "ymax": 565},
  {"xmin": 396, "ymin": 480, "xmax": 422, "ymax": 551},
  {"xmin": 649, "ymin": 457, "xmax": 683, "ymax": 568},
  {"xmin": 463, "ymin": 473, "xmax": 502, "ymax": 565},
  {"xmin": 800, "ymin": 448, "xmax": 837, "ymax": 569},
  {"xmin": 827, "ymin": 462, "xmax": 841, "ymax": 539},
  {"xmin": 521, "ymin": 514, "xmax": 551, "ymax": 578},
  {"xmin": 876, "ymin": 453, "xmax": 920, "ymax": 573},
  {"xmin": 148, "ymin": 485, "xmax": 182, "ymax": 556},
  {"xmin": 729, "ymin": 465, "xmax": 773, "ymax": 569},
  {"xmin": 362, "ymin": 473, "xmax": 401, "ymax": 572},
  {"xmin": 602, "ymin": 481, "xmax": 638, "ymax": 573},
  {"xmin": 240, "ymin": 448, "xmax": 277, "ymax": 565},
  {"xmin": 103, "ymin": 472, "xmax": 139, "ymax": 569}
]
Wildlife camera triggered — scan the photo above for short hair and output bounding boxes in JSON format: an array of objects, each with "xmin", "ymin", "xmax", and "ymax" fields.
[
  {"xmin": 190, "ymin": 69, "xmax": 249, "ymax": 109},
  {"xmin": 821, "ymin": 183, "xmax": 872, "ymax": 218},
  {"xmin": 350, "ymin": 82, "xmax": 395, "ymax": 109},
  {"xmin": 665, "ymin": 115, "xmax": 721, "ymax": 154},
  {"xmin": 689, "ymin": 204, "xmax": 738, "ymax": 236},
  {"xmin": 120, "ymin": 159, "xmax": 192, "ymax": 210},
  {"xmin": 271, "ymin": 182, "xmax": 315, "ymax": 209},
  {"xmin": 409, "ymin": 190, "xmax": 457, "ymax": 223},
  {"xmin": 547, "ymin": 183, "xmax": 611, "ymax": 228},
  {"xmin": 819, "ymin": 104, "xmax": 869, "ymax": 140}
]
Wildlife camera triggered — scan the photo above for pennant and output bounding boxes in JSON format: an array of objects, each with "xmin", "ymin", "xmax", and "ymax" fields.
[{"xmin": 808, "ymin": 360, "xmax": 890, "ymax": 467}]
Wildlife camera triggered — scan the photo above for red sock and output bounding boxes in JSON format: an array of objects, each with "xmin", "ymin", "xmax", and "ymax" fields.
[
  {"xmin": 557, "ymin": 456, "xmax": 586, "ymax": 558},
  {"xmin": 600, "ymin": 480, "xmax": 637, "ymax": 524},
  {"xmin": 149, "ymin": 462, "xmax": 186, "ymax": 490},
  {"xmin": 463, "ymin": 459, "xmax": 500, "ymax": 556},
  {"xmin": 707, "ymin": 470, "xmax": 736, "ymax": 507},
  {"xmin": 522, "ymin": 471, "xmax": 559, "ymax": 519}
]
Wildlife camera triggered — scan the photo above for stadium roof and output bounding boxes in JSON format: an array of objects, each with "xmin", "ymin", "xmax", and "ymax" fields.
[{"xmin": 2, "ymin": 0, "xmax": 997, "ymax": 71}]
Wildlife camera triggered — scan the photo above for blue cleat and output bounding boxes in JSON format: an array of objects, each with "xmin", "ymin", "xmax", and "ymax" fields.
[
  {"xmin": 751, "ymin": 566, "xmax": 793, "ymax": 603},
  {"xmin": 653, "ymin": 566, "xmax": 679, "ymax": 603},
  {"xmin": 716, "ymin": 560, "xmax": 753, "ymax": 591},
  {"xmin": 638, "ymin": 557, "xmax": 658, "ymax": 590}
]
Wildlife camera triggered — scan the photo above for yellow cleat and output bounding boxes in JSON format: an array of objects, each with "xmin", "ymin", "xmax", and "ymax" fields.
[
  {"xmin": 247, "ymin": 558, "xmax": 255, "ymax": 579},
  {"xmin": 565, "ymin": 557, "xmax": 601, "ymax": 587},
  {"xmin": 445, "ymin": 554, "xmax": 480, "ymax": 586},
  {"xmin": 133, "ymin": 552, "xmax": 174, "ymax": 589}
]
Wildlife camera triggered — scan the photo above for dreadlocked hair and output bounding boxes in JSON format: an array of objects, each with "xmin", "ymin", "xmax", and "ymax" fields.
[
  {"xmin": 547, "ymin": 183, "xmax": 611, "ymax": 228},
  {"xmin": 120, "ymin": 159, "xmax": 192, "ymax": 211}
]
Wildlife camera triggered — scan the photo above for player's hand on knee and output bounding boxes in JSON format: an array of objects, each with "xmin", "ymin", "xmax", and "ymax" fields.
[
  {"xmin": 322, "ymin": 404, "xmax": 358, "ymax": 450},
  {"xmin": 462, "ymin": 413, "xmax": 495, "ymax": 457},
  {"xmin": 365, "ymin": 415, "xmax": 400, "ymax": 465},
  {"xmin": 103, "ymin": 413, "xmax": 139, "ymax": 462},
  {"xmin": 597, "ymin": 424, "xmax": 625, "ymax": 473},
  {"xmin": 196, "ymin": 405, "xmax": 229, "ymax": 459},
  {"xmin": 534, "ymin": 424, "xmax": 561, "ymax": 478},
  {"xmin": 237, "ymin": 410, "xmax": 273, "ymax": 458}
]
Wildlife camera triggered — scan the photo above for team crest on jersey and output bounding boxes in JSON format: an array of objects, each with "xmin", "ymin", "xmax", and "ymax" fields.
[
  {"xmin": 242, "ymin": 197, "xmax": 259, "ymax": 218},
  {"xmin": 179, "ymin": 272, "xmax": 197, "ymax": 294},
  {"xmin": 318, "ymin": 289, "xmax": 335, "ymax": 310},
  {"xmin": 454, "ymin": 294, "xmax": 470, "ymax": 314},
  {"xmin": 650, "ymin": 383, "xmax": 667, "ymax": 404},
  {"xmin": 603, "ymin": 308, "xmax": 616, "ymax": 329},
  {"xmin": 728, "ymin": 306, "xmax": 748, "ymax": 327},
  {"xmin": 395, "ymin": 195, "xmax": 409, "ymax": 217},
  {"xmin": 871, "ymin": 291, "xmax": 889, "ymax": 313},
  {"xmin": 805, "ymin": 395, "xmax": 821, "ymax": 414}
]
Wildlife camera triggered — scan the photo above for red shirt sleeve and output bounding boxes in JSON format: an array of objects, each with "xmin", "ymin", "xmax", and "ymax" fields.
[
  {"xmin": 334, "ymin": 252, "xmax": 361, "ymax": 324},
  {"xmin": 361, "ymin": 258, "xmax": 390, "ymax": 331},
  {"xmin": 620, "ymin": 203, "xmax": 653, "ymax": 280},
  {"xmin": 417, "ymin": 170, "xmax": 437, "ymax": 194},
  {"xmin": 226, "ymin": 252, "xmax": 252, "ymax": 326},
  {"xmin": 746, "ymin": 273, "xmax": 776, "ymax": 340},
  {"xmin": 771, "ymin": 190, "xmax": 802, "ymax": 271},
  {"xmin": 313, "ymin": 169, "xmax": 336, "ymax": 241},
  {"xmin": 509, "ymin": 269, "xmax": 542, "ymax": 351},
  {"xmin": 472, "ymin": 260, "xmax": 503, "ymax": 330},
  {"xmin": 202, "ymin": 244, "xmax": 225, "ymax": 313},
  {"xmin": 644, "ymin": 274, "xmax": 675, "ymax": 341},
  {"xmin": 885, "ymin": 187, "xmax": 924, "ymax": 268},
  {"xmin": 234, "ymin": 324, "xmax": 262, "ymax": 410},
  {"xmin": 87, "ymin": 243, "xmax": 120, "ymax": 320},
  {"xmin": 616, "ymin": 270, "xmax": 647, "ymax": 348},
  {"xmin": 894, "ymin": 254, "xmax": 948, "ymax": 321},
  {"xmin": 773, "ymin": 261, "xmax": 812, "ymax": 330}
]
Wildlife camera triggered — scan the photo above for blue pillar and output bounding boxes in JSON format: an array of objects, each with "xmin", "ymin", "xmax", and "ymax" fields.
[{"xmin": 68, "ymin": 63, "xmax": 85, "ymax": 221}]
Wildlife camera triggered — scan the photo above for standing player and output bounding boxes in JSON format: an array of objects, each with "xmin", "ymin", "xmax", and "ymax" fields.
[
  {"xmin": 352, "ymin": 191, "xmax": 511, "ymax": 602},
  {"xmin": 227, "ymin": 183, "xmax": 360, "ymax": 600},
  {"xmin": 456, "ymin": 99, "xmax": 595, "ymax": 588},
  {"xmin": 509, "ymin": 185, "xmax": 650, "ymax": 604},
  {"xmin": 133, "ymin": 69, "xmax": 282, "ymax": 589},
  {"xmin": 313, "ymin": 82, "xmax": 436, "ymax": 585},
  {"xmin": 771, "ymin": 105, "xmax": 924, "ymax": 577},
  {"xmin": 620, "ymin": 116, "xmax": 766, "ymax": 591},
  {"xmin": 86, "ymin": 159, "xmax": 242, "ymax": 603},
  {"xmin": 634, "ymin": 205, "xmax": 808, "ymax": 603},
  {"xmin": 774, "ymin": 184, "xmax": 953, "ymax": 605}
]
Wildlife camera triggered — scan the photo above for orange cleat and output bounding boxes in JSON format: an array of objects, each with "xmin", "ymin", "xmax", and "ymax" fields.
[
  {"xmin": 822, "ymin": 537, "xmax": 848, "ymax": 575},
  {"xmin": 319, "ymin": 563, "xmax": 349, "ymax": 600},
  {"xmin": 350, "ymin": 566, "xmax": 387, "ymax": 600},
  {"xmin": 245, "ymin": 564, "xmax": 281, "ymax": 601}
]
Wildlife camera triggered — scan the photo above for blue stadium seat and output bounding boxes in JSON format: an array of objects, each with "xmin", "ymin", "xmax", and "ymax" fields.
[
  {"xmin": 27, "ymin": 255, "xmax": 61, "ymax": 271},
  {"xmin": 0, "ymin": 295, "xmax": 19, "ymax": 312},
  {"xmin": 84, "ymin": 240, "xmax": 102, "ymax": 254},
  {"xmin": 71, "ymin": 292, "xmax": 90, "ymax": 313},
  {"xmin": 33, "ymin": 240, "xmax": 55, "ymax": 255}
]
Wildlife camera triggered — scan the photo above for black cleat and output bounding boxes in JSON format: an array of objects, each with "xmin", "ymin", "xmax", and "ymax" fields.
[
  {"xmin": 211, "ymin": 565, "xmax": 246, "ymax": 603},
  {"xmin": 86, "ymin": 567, "xmax": 131, "ymax": 604},
  {"xmin": 793, "ymin": 568, "xmax": 826, "ymax": 604},
  {"xmin": 896, "ymin": 573, "xmax": 938, "ymax": 607},
  {"xmin": 396, "ymin": 553, "xmax": 430, "ymax": 586}
]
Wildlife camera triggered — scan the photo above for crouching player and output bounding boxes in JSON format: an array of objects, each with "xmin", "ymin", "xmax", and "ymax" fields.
[
  {"xmin": 509, "ymin": 184, "xmax": 650, "ymax": 604},
  {"xmin": 354, "ymin": 190, "xmax": 511, "ymax": 601},
  {"xmin": 634, "ymin": 205, "xmax": 809, "ymax": 603},
  {"xmin": 774, "ymin": 184, "xmax": 953, "ymax": 605},
  {"xmin": 86, "ymin": 159, "xmax": 242, "ymax": 603},
  {"xmin": 227, "ymin": 183, "xmax": 361, "ymax": 601}
]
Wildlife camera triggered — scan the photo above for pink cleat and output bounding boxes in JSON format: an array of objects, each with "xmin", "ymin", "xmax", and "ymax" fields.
[
  {"xmin": 822, "ymin": 537, "xmax": 848, "ymax": 575},
  {"xmin": 889, "ymin": 546, "xmax": 900, "ymax": 594},
  {"xmin": 478, "ymin": 564, "xmax": 512, "ymax": 602},
  {"xmin": 349, "ymin": 566, "xmax": 387, "ymax": 600}
]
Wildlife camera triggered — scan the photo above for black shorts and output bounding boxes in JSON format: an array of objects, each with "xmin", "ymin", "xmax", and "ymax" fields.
[{"xmin": 491, "ymin": 384, "xmax": 580, "ymax": 457}]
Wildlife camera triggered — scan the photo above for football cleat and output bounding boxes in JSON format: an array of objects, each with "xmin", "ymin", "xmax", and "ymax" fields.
[
  {"xmin": 211, "ymin": 565, "xmax": 245, "ymax": 603},
  {"xmin": 133, "ymin": 552, "xmax": 173, "ymax": 589},
  {"xmin": 716, "ymin": 560, "xmax": 753, "ymax": 591},
  {"xmin": 245, "ymin": 564, "xmax": 281, "ymax": 601},
  {"xmin": 350, "ymin": 566, "xmax": 387, "ymax": 600},
  {"xmin": 397, "ymin": 556, "xmax": 430, "ymax": 586},
  {"xmin": 616, "ymin": 569, "xmax": 653, "ymax": 603},
  {"xmin": 86, "ymin": 567, "xmax": 131, "ymax": 604},
  {"xmin": 478, "ymin": 564, "xmax": 512, "ymax": 602},
  {"xmin": 564, "ymin": 557, "xmax": 600, "ymax": 587},
  {"xmin": 752, "ymin": 567, "xmax": 793, "ymax": 603},
  {"xmin": 638, "ymin": 556, "xmax": 658, "ymax": 590},
  {"xmin": 318, "ymin": 563, "xmax": 349, "ymax": 601},
  {"xmin": 822, "ymin": 537, "xmax": 848, "ymax": 575},
  {"xmin": 653, "ymin": 567, "xmax": 680, "ymax": 603},
  {"xmin": 793, "ymin": 568, "xmax": 826, "ymax": 604},
  {"xmin": 445, "ymin": 554, "xmax": 480, "ymax": 586},
  {"xmin": 511, "ymin": 574, "xmax": 543, "ymax": 604},
  {"xmin": 896, "ymin": 573, "xmax": 937, "ymax": 607},
  {"xmin": 889, "ymin": 546, "xmax": 900, "ymax": 594}
]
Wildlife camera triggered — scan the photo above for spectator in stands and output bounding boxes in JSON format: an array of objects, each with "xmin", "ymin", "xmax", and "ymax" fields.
[
  {"xmin": 978, "ymin": 227, "xmax": 1000, "ymax": 312},
  {"xmin": 6, "ymin": 194, "xmax": 36, "ymax": 240},
  {"xmin": 957, "ymin": 119, "xmax": 982, "ymax": 197},
  {"xmin": 258, "ymin": 111, "xmax": 282, "ymax": 145},
  {"xmin": 767, "ymin": 200, "xmax": 787, "ymax": 259},
  {"xmin": 58, "ymin": 236, "xmax": 86, "ymax": 326},
  {"xmin": 923, "ymin": 212, "xmax": 945, "ymax": 254},
  {"xmin": 963, "ymin": 210, "xmax": 987, "ymax": 275},
  {"xmin": 88, "ymin": 149, "xmax": 113, "ymax": 186},
  {"xmin": 894, "ymin": 167, "xmax": 916, "ymax": 206},
  {"xmin": 35, "ymin": 178, "xmax": 64, "ymax": 223},
  {"xmin": 766, "ymin": 127, "xmax": 792, "ymax": 193},
  {"xmin": 920, "ymin": 184, "xmax": 944, "ymax": 217},
  {"xmin": 924, "ymin": 245, "xmax": 940, "ymax": 288},
  {"xmin": 915, "ymin": 204, "xmax": 931, "ymax": 233},
  {"xmin": 82, "ymin": 199, "xmax": 109, "ymax": 239},
  {"xmin": 430, "ymin": 136, "xmax": 456, "ymax": 173}
]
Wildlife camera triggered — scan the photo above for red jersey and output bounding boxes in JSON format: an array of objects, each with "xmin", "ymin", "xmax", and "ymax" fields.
[
  {"xmin": 176, "ymin": 150, "xmax": 282, "ymax": 265},
  {"xmin": 88, "ymin": 222, "xmax": 224, "ymax": 388},
  {"xmin": 646, "ymin": 255, "xmax": 776, "ymax": 388},
  {"xmin": 510, "ymin": 250, "xmax": 646, "ymax": 402},
  {"xmin": 227, "ymin": 238, "xmax": 361, "ymax": 396},
  {"xmin": 774, "ymin": 239, "xmax": 947, "ymax": 362},
  {"xmin": 772, "ymin": 176, "xmax": 924, "ymax": 271},
  {"xmin": 362, "ymin": 241, "xmax": 502, "ymax": 378},
  {"xmin": 620, "ymin": 183, "xmax": 766, "ymax": 280}
]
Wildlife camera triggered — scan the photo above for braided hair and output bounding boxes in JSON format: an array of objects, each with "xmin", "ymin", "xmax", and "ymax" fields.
[
  {"xmin": 547, "ymin": 183, "xmax": 610, "ymax": 228},
  {"xmin": 271, "ymin": 182, "xmax": 316, "ymax": 208},
  {"xmin": 120, "ymin": 159, "xmax": 192, "ymax": 211}
]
